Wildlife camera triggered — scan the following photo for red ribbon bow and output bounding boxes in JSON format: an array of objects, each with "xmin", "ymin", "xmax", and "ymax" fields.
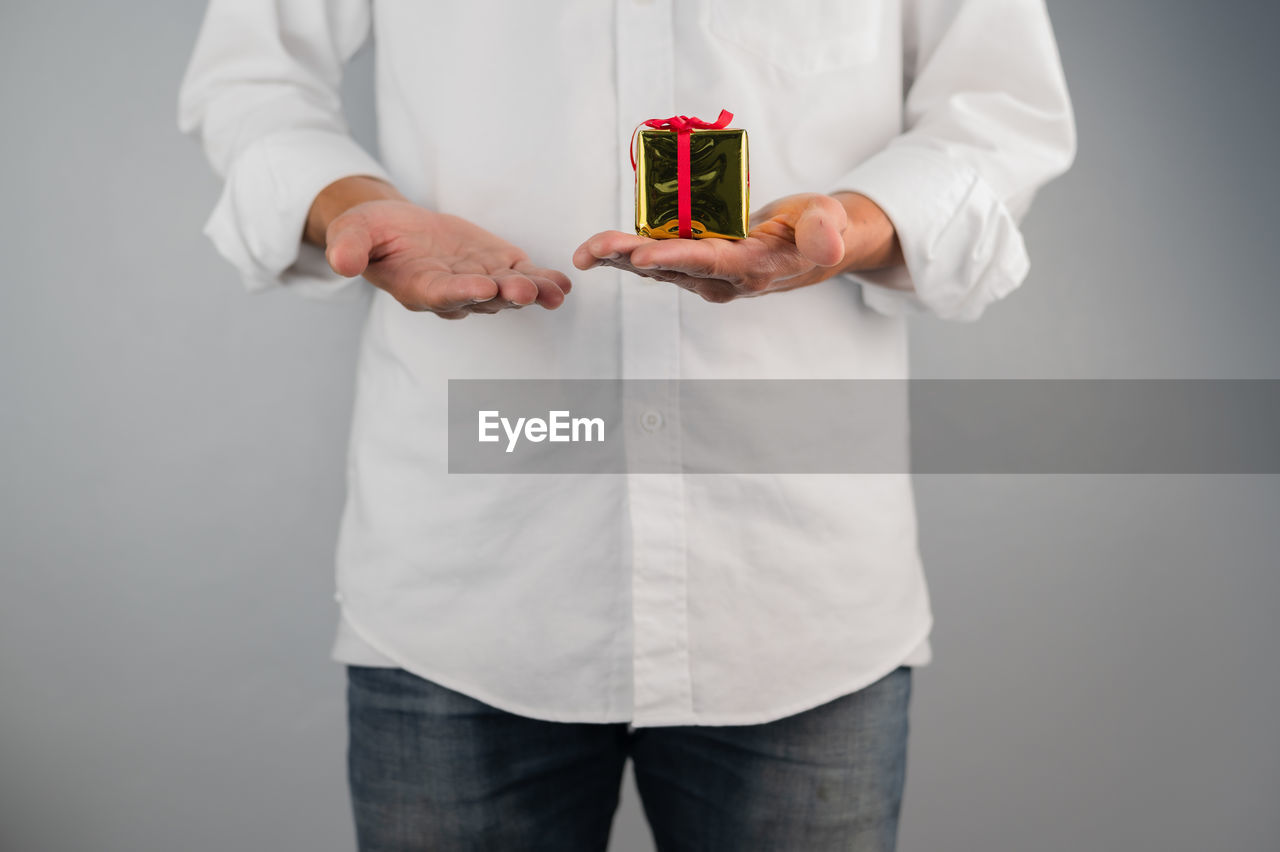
[{"xmin": 631, "ymin": 109, "xmax": 734, "ymax": 238}]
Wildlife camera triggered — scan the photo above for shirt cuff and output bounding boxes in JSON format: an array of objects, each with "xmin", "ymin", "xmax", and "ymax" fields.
[
  {"xmin": 829, "ymin": 144, "xmax": 1031, "ymax": 322},
  {"xmin": 204, "ymin": 128, "xmax": 392, "ymax": 299}
]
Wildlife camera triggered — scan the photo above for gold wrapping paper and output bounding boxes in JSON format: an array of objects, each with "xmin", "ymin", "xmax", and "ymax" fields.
[{"xmin": 635, "ymin": 128, "xmax": 749, "ymax": 240}]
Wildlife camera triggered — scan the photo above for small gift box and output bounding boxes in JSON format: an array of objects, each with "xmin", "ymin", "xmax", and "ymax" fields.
[{"xmin": 633, "ymin": 110, "xmax": 749, "ymax": 240}]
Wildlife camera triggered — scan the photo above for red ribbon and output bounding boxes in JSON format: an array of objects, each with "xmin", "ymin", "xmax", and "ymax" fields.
[{"xmin": 631, "ymin": 110, "xmax": 734, "ymax": 238}]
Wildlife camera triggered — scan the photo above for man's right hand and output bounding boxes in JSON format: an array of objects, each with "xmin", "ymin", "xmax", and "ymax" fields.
[{"xmin": 305, "ymin": 176, "xmax": 571, "ymax": 319}]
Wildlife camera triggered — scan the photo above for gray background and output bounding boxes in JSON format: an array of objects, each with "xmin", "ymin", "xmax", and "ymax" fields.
[{"xmin": 1, "ymin": 1, "xmax": 1277, "ymax": 850}]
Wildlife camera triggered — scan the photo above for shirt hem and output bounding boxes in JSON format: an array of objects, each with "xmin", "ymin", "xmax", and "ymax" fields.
[
  {"xmin": 334, "ymin": 602, "xmax": 633, "ymax": 725},
  {"xmin": 632, "ymin": 610, "xmax": 934, "ymax": 728},
  {"xmin": 335, "ymin": 601, "xmax": 933, "ymax": 728}
]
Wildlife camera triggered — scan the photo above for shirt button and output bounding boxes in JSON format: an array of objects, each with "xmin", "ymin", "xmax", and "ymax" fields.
[{"xmin": 641, "ymin": 410, "xmax": 664, "ymax": 432}]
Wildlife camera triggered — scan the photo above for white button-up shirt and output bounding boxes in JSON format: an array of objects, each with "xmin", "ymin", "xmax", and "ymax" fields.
[{"xmin": 179, "ymin": 0, "xmax": 1075, "ymax": 726}]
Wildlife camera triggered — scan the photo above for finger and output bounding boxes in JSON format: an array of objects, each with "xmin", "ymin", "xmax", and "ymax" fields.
[
  {"xmin": 644, "ymin": 269, "xmax": 738, "ymax": 303},
  {"xmin": 492, "ymin": 271, "xmax": 539, "ymax": 306},
  {"xmin": 573, "ymin": 231, "xmax": 654, "ymax": 269},
  {"xmin": 465, "ymin": 298, "xmax": 514, "ymax": 314},
  {"xmin": 794, "ymin": 195, "xmax": 848, "ymax": 267},
  {"xmin": 325, "ymin": 215, "xmax": 374, "ymax": 277},
  {"xmin": 514, "ymin": 260, "xmax": 573, "ymax": 295},
  {"xmin": 526, "ymin": 275, "xmax": 568, "ymax": 309},
  {"xmin": 629, "ymin": 237, "xmax": 735, "ymax": 278},
  {"xmin": 748, "ymin": 201, "xmax": 782, "ymax": 231},
  {"xmin": 433, "ymin": 309, "xmax": 471, "ymax": 320},
  {"xmin": 413, "ymin": 272, "xmax": 501, "ymax": 312},
  {"xmin": 609, "ymin": 260, "xmax": 738, "ymax": 302}
]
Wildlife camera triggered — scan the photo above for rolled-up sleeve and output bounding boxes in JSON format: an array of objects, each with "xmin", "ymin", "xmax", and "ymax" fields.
[
  {"xmin": 831, "ymin": 0, "xmax": 1077, "ymax": 321},
  {"xmin": 178, "ymin": 0, "xmax": 389, "ymax": 298}
]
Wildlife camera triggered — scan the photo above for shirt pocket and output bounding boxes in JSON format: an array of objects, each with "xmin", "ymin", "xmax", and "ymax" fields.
[{"xmin": 707, "ymin": 0, "xmax": 884, "ymax": 76}]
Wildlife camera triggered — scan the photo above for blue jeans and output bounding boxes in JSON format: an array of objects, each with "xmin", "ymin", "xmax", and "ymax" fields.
[{"xmin": 347, "ymin": 665, "xmax": 911, "ymax": 851}]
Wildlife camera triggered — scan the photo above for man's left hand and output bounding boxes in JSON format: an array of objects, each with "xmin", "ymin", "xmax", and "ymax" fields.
[{"xmin": 573, "ymin": 192, "xmax": 904, "ymax": 303}]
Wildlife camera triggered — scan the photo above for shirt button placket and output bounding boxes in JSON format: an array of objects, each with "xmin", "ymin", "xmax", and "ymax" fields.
[{"xmin": 615, "ymin": 0, "xmax": 692, "ymax": 726}]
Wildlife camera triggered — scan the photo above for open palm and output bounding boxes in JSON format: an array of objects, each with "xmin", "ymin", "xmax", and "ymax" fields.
[
  {"xmin": 573, "ymin": 192, "xmax": 900, "ymax": 302},
  {"xmin": 327, "ymin": 200, "xmax": 571, "ymax": 319}
]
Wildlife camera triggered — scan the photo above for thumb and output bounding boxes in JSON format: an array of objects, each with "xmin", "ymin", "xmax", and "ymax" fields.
[
  {"xmin": 793, "ymin": 195, "xmax": 847, "ymax": 268},
  {"xmin": 325, "ymin": 214, "xmax": 374, "ymax": 278}
]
